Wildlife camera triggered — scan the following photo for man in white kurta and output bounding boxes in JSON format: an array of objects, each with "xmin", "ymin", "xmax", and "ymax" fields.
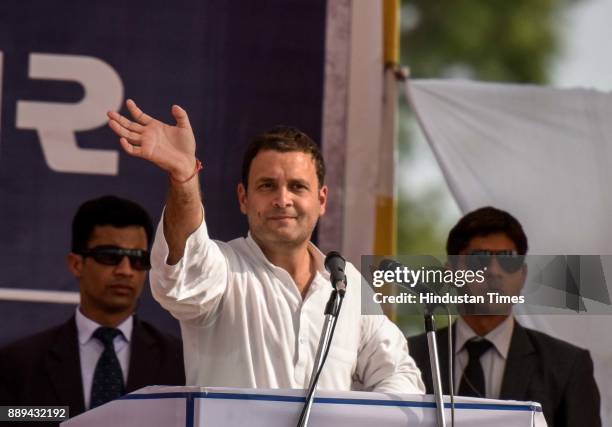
[
  {"xmin": 108, "ymin": 101, "xmax": 425, "ymax": 394},
  {"xmin": 150, "ymin": 219, "xmax": 424, "ymax": 392}
]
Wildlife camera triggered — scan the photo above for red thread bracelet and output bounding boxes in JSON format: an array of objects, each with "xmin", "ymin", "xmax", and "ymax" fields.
[{"xmin": 170, "ymin": 158, "xmax": 203, "ymax": 184}]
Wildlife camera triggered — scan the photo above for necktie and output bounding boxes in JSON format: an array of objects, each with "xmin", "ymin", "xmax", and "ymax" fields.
[
  {"xmin": 90, "ymin": 327, "xmax": 125, "ymax": 408},
  {"xmin": 458, "ymin": 338, "xmax": 492, "ymax": 397}
]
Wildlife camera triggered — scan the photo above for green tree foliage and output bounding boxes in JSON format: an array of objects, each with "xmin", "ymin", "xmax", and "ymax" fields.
[{"xmin": 401, "ymin": 0, "xmax": 576, "ymax": 84}]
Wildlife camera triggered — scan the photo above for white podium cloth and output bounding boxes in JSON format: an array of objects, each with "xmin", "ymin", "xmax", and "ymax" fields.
[{"xmin": 61, "ymin": 386, "xmax": 546, "ymax": 426}]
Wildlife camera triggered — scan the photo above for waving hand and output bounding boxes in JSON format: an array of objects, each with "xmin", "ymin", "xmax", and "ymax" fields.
[{"xmin": 107, "ymin": 99, "xmax": 197, "ymax": 181}]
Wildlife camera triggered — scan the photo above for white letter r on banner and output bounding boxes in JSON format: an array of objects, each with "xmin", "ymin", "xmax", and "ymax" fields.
[{"xmin": 16, "ymin": 53, "xmax": 123, "ymax": 175}]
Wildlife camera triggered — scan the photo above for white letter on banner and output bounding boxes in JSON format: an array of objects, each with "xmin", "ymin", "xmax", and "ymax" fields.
[{"xmin": 16, "ymin": 53, "xmax": 123, "ymax": 175}]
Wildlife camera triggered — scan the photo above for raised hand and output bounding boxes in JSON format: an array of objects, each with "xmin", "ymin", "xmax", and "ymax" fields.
[{"xmin": 107, "ymin": 99, "xmax": 197, "ymax": 181}]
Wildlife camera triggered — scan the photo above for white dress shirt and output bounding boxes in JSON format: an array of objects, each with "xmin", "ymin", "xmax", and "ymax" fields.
[
  {"xmin": 150, "ymin": 215, "xmax": 425, "ymax": 393},
  {"xmin": 454, "ymin": 315, "xmax": 514, "ymax": 399},
  {"xmin": 75, "ymin": 308, "xmax": 133, "ymax": 409}
]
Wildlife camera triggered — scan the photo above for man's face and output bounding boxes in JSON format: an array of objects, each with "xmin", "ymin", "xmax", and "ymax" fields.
[
  {"xmin": 237, "ymin": 150, "xmax": 327, "ymax": 251},
  {"xmin": 458, "ymin": 232, "xmax": 527, "ymax": 314},
  {"xmin": 68, "ymin": 225, "xmax": 148, "ymax": 316}
]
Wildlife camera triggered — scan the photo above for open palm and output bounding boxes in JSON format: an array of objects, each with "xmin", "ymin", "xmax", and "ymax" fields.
[{"xmin": 107, "ymin": 99, "xmax": 196, "ymax": 180}]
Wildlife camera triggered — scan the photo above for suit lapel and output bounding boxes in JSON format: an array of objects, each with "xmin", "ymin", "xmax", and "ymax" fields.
[
  {"xmin": 500, "ymin": 321, "xmax": 535, "ymax": 400},
  {"xmin": 45, "ymin": 317, "xmax": 85, "ymax": 415},
  {"xmin": 126, "ymin": 318, "xmax": 160, "ymax": 392}
]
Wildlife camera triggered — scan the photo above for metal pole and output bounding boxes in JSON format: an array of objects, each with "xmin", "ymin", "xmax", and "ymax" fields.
[
  {"xmin": 425, "ymin": 313, "xmax": 446, "ymax": 427},
  {"xmin": 297, "ymin": 292, "xmax": 342, "ymax": 427}
]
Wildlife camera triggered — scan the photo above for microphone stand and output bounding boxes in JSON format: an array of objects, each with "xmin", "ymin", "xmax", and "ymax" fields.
[
  {"xmin": 296, "ymin": 286, "xmax": 345, "ymax": 427},
  {"xmin": 425, "ymin": 309, "xmax": 446, "ymax": 427},
  {"xmin": 377, "ymin": 259, "xmax": 451, "ymax": 426}
]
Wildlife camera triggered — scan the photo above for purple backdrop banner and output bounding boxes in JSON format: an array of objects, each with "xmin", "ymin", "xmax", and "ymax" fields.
[{"xmin": 0, "ymin": 0, "xmax": 326, "ymax": 345}]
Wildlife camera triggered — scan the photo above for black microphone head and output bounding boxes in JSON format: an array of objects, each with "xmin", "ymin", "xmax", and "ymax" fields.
[
  {"xmin": 325, "ymin": 251, "xmax": 345, "ymax": 273},
  {"xmin": 378, "ymin": 258, "xmax": 402, "ymax": 272},
  {"xmin": 325, "ymin": 251, "xmax": 347, "ymax": 291}
]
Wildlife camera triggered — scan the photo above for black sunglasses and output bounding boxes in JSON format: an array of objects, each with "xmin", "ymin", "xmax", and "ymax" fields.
[
  {"xmin": 465, "ymin": 250, "xmax": 525, "ymax": 274},
  {"xmin": 80, "ymin": 245, "xmax": 151, "ymax": 271}
]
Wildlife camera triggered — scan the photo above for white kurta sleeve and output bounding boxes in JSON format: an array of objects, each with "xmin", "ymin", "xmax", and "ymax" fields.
[
  {"xmin": 149, "ymin": 208, "xmax": 228, "ymax": 326},
  {"xmin": 356, "ymin": 314, "xmax": 426, "ymax": 394}
]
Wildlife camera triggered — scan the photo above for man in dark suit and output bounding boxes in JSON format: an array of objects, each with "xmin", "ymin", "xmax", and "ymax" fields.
[
  {"xmin": 0, "ymin": 196, "xmax": 185, "ymax": 425},
  {"xmin": 408, "ymin": 206, "xmax": 601, "ymax": 427}
]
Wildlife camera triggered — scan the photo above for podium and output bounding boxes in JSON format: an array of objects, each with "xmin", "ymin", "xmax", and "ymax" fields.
[{"xmin": 61, "ymin": 386, "xmax": 547, "ymax": 427}]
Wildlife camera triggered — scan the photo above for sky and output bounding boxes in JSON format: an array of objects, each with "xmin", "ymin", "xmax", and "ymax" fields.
[
  {"xmin": 400, "ymin": 0, "xmax": 612, "ymax": 235},
  {"xmin": 553, "ymin": 0, "xmax": 612, "ymax": 91}
]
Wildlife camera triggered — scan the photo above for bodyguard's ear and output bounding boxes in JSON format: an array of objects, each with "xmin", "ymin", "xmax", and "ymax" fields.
[
  {"xmin": 318, "ymin": 185, "xmax": 328, "ymax": 216},
  {"xmin": 237, "ymin": 183, "xmax": 247, "ymax": 214},
  {"xmin": 67, "ymin": 253, "xmax": 83, "ymax": 278}
]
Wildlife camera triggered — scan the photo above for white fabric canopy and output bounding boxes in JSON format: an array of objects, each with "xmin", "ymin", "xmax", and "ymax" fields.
[{"xmin": 406, "ymin": 79, "xmax": 612, "ymax": 423}]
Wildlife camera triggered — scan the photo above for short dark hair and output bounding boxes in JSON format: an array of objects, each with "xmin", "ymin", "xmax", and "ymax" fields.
[
  {"xmin": 241, "ymin": 126, "xmax": 325, "ymax": 189},
  {"xmin": 71, "ymin": 195, "xmax": 153, "ymax": 253},
  {"xmin": 446, "ymin": 206, "xmax": 528, "ymax": 255}
]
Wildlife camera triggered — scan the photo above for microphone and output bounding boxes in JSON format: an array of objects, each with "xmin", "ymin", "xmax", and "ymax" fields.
[
  {"xmin": 378, "ymin": 260, "xmax": 450, "ymax": 427},
  {"xmin": 299, "ymin": 252, "xmax": 348, "ymax": 427},
  {"xmin": 325, "ymin": 251, "xmax": 347, "ymax": 293}
]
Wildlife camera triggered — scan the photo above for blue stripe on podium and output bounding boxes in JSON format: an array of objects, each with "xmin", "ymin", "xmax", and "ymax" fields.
[
  {"xmin": 120, "ymin": 390, "xmax": 543, "ymax": 422},
  {"xmin": 186, "ymin": 394, "xmax": 194, "ymax": 427}
]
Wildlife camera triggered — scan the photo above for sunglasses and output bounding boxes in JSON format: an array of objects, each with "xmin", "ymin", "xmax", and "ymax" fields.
[
  {"xmin": 79, "ymin": 245, "xmax": 151, "ymax": 271},
  {"xmin": 465, "ymin": 250, "xmax": 525, "ymax": 274}
]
